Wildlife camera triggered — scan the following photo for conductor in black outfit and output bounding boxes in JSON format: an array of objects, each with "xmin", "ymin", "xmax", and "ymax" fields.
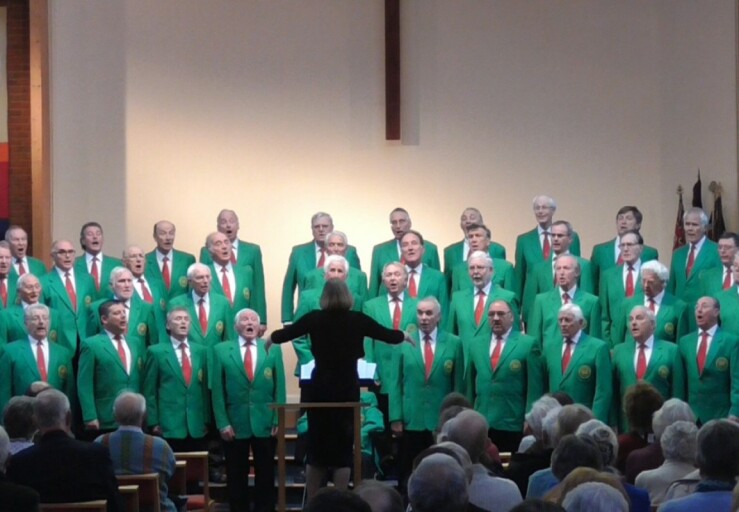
[{"xmin": 268, "ymin": 279, "xmax": 412, "ymax": 502}]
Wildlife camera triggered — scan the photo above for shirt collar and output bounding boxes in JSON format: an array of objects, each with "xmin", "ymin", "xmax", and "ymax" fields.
[{"xmin": 420, "ymin": 327, "xmax": 438, "ymax": 342}]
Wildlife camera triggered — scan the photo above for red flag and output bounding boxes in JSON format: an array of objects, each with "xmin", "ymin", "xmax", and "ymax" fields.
[{"xmin": 673, "ymin": 186, "xmax": 686, "ymax": 251}]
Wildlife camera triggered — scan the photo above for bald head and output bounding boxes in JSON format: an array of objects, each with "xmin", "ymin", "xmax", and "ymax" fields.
[{"xmin": 443, "ymin": 409, "xmax": 489, "ymax": 463}]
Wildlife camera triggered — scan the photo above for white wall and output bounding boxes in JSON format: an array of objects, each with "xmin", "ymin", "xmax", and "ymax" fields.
[{"xmin": 48, "ymin": 0, "xmax": 737, "ymax": 396}]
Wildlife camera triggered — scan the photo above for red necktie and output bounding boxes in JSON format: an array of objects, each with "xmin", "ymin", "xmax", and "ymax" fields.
[
  {"xmin": 65, "ymin": 272, "xmax": 77, "ymax": 311},
  {"xmin": 317, "ymin": 248, "xmax": 325, "ymax": 269},
  {"xmin": 115, "ymin": 335, "xmax": 128, "ymax": 373},
  {"xmin": 542, "ymin": 232, "xmax": 551, "ymax": 260},
  {"xmin": 474, "ymin": 289, "xmax": 486, "ymax": 325},
  {"xmin": 91, "ymin": 256, "xmax": 100, "ymax": 290},
  {"xmin": 244, "ymin": 341, "xmax": 254, "ymax": 381},
  {"xmin": 392, "ymin": 297, "xmax": 401, "ymax": 330},
  {"xmin": 180, "ymin": 342, "xmax": 192, "ymax": 386},
  {"xmin": 230, "ymin": 249, "xmax": 237, "ymax": 266},
  {"xmin": 697, "ymin": 331, "xmax": 709, "ymax": 375},
  {"xmin": 648, "ymin": 298, "xmax": 656, "ymax": 313},
  {"xmin": 221, "ymin": 266, "xmax": 233, "ymax": 305},
  {"xmin": 636, "ymin": 343, "xmax": 647, "ymax": 379},
  {"xmin": 161, "ymin": 256, "xmax": 171, "ymax": 290},
  {"xmin": 139, "ymin": 278, "xmax": 153, "ymax": 304},
  {"xmin": 198, "ymin": 299, "xmax": 208, "ymax": 333},
  {"xmin": 0, "ymin": 278, "xmax": 7, "ymax": 308},
  {"xmin": 616, "ymin": 253, "xmax": 624, "ymax": 266},
  {"xmin": 408, "ymin": 270, "xmax": 418, "ymax": 298},
  {"xmin": 685, "ymin": 244, "xmax": 696, "ymax": 278},
  {"xmin": 17, "ymin": 259, "xmax": 26, "ymax": 276},
  {"xmin": 562, "ymin": 292, "xmax": 570, "ymax": 304},
  {"xmin": 36, "ymin": 341, "xmax": 48, "ymax": 382},
  {"xmin": 625, "ymin": 266, "xmax": 635, "ymax": 298},
  {"xmin": 723, "ymin": 266, "xmax": 732, "ymax": 290},
  {"xmin": 491, "ymin": 336, "xmax": 503, "ymax": 371},
  {"xmin": 562, "ymin": 338, "xmax": 573, "ymax": 373},
  {"xmin": 423, "ymin": 335, "xmax": 433, "ymax": 380}
]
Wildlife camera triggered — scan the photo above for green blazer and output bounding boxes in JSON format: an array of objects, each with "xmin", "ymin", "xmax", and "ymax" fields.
[
  {"xmin": 73, "ymin": 254, "xmax": 124, "ymax": 301},
  {"xmin": 10, "ymin": 257, "xmax": 47, "ymax": 278},
  {"xmin": 447, "ymin": 286, "xmax": 520, "ymax": 368},
  {"xmin": 290, "ymin": 286, "xmax": 366, "ymax": 375},
  {"xmin": 443, "ymin": 241, "xmax": 506, "ymax": 289},
  {"xmin": 590, "ymin": 238, "xmax": 658, "ymax": 294},
  {"xmin": 677, "ymin": 328, "xmax": 739, "ymax": 423},
  {"xmin": 378, "ymin": 266, "xmax": 449, "ymax": 318},
  {"xmin": 599, "ymin": 264, "xmax": 645, "ymax": 345},
  {"xmin": 146, "ymin": 249, "xmax": 196, "ymax": 300},
  {"xmin": 206, "ymin": 262, "xmax": 266, "ymax": 323},
  {"xmin": 388, "ymin": 330, "xmax": 465, "ymax": 431},
  {"xmin": 0, "ymin": 340, "xmax": 75, "ymax": 412},
  {"xmin": 611, "ymin": 339, "xmax": 684, "ymax": 432},
  {"xmin": 199, "ymin": 239, "xmax": 265, "ymax": 309},
  {"xmin": 527, "ymin": 288, "xmax": 601, "ymax": 349},
  {"xmin": 611, "ymin": 293, "xmax": 690, "ymax": 346},
  {"xmin": 467, "ymin": 331, "xmax": 543, "ymax": 432},
  {"xmin": 41, "ymin": 269, "xmax": 96, "ymax": 354},
  {"xmin": 77, "ymin": 333, "xmax": 146, "ymax": 428},
  {"xmin": 514, "ymin": 228, "xmax": 581, "ymax": 311},
  {"xmin": 143, "ymin": 341, "xmax": 210, "ymax": 439},
  {"xmin": 134, "ymin": 274, "xmax": 169, "ymax": 338},
  {"xmin": 211, "ymin": 339, "xmax": 286, "ymax": 438},
  {"xmin": 0, "ymin": 305, "xmax": 64, "ymax": 349},
  {"xmin": 304, "ymin": 266, "xmax": 368, "ymax": 302},
  {"xmin": 522, "ymin": 255, "xmax": 593, "ymax": 324},
  {"xmin": 0, "ymin": 275, "xmax": 18, "ymax": 310},
  {"xmin": 668, "ymin": 239, "xmax": 721, "ymax": 308},
  {"xmin": 368, "ymin": 239, "xmax": 439, "ymax": 298},
  {"xmin": 541, "ymin": 333, "xmax": 612, "ymax": 423},
  {"xmin": 715, "ymin": 287, "xmax": 739, "ymax": 337},
  {"xmin": 362, "ymin": 294, "xmax": 419, "ymax": 393},
  {"xmin": 167, "ymin": 293, "xmax": 233, "ymax": 348},
  {"xmin": 281, "ymin": 241, "xmax": 361, "ymax": 323},
  {"xmin": 699, "ymin": 266, "xmax": 732, "ymax": 298},
  {"xmin": 450, "ymin": 258, "xmax": 517, "ymax": 297},
  {"xmin": 88, "ymin": 295, "xmax": 159, "ymax": 347}
]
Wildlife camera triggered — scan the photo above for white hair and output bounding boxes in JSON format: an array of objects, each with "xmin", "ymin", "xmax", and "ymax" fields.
[
  {"xmin": 562, "ymin": 482, "xmax": 628, "ymax": 512},
  {"xmin": 186, "ymin": 262, "xmax": 211, "ymax": 280},
  {"xmin": 525, "ymin": 396, "xmax": 562, "ymax": 441},
  {"xmin": 653, "ymin": 399, "xmax": 695, "ymax": 439},
  {"xmin": 640, "ymin": 260, "xmax": 669, "ymax": 283},
  {"xmin": 660, "ymin": 420, "xmax": 698, "ymax": 463},
  {"xmin": 576, "ymin": 419, "xmax": 619, "ymax": 467},
  {"xmin": 467, "ymin": 251, "xmax": 493, "ymax": 269},
  {"xmin": 559, "ymin": 303, "xmax": 585, "ymax": 323},
  {"xmin": 532, "ymin": 195, "xmax": 557, "ymax": 210},
  {"xmin": 683, "ymin": 207, "xmax": 709, "ymax": 227},
  {"xmin": 323, "ymin": 254, "xmax": 348, "ymax": 273}
]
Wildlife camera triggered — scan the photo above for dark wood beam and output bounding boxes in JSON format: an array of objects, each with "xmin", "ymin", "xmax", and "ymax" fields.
[{"xmin": 385, "ymin": 0, "xmax": 400, "ymax": 140}]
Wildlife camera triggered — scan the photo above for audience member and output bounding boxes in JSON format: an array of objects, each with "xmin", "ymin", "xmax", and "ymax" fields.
[
  {"xmin": 550, "ymin": 467, "xmax": 628, "ymax": 506},
  {"xmin": 95, "ymin": 392, "xmax": 177, "ymax": 512},
  {"xmin": 561, "ymin": 482, "xmax": 629, "ymax": 512},
  {"xmin": 7, "ymin": 389, "xmax": 121, "ymax": 512},
  {"xmin": 354, "ymin": 480, "xmax": 404, "ymax": 512},
  {"xmin": 635, "ymin": 421, "xmax": 697, "ymax": 507},
  {"xmin": 304, "ymin": 487, "xmax": 371, "ymax": 512},
  {"xmin": 2, "ymin": 396, "xmax": 36, "ymax": 454},
  {"xmin": 616, "ymin": 382, "xmax": 664, "ymax": 472},
  {"xmin": 0, "ymin": 425, "xmax": 39, "ymax": 512},
  {"xmin": 509, "ymin": 500, "xmax": 565, "ymax": 512},
  {"xmin": 408, "ymin": 453, "xmax": 469, "ymax": 512}
]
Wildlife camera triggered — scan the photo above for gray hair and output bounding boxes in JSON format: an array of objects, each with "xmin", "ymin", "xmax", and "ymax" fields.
[
  {"xmin": 234, "ymin": 308, "xmax": 261, "ymax": 326},
  {"xmin": 24, "ymin": 303, "xmax": 50, "ymax": 321},
  {"xmin": 166, "ymin": 306, "xmax": 191, "ymax": 323},
  {"xmin": 323, "ymin": 254, "xmax": 348, "ymax": 273},
  {"xmin": 311, "ymin": 211, "xmax": 333, "ymax": 225},
  {"xmin": 381, "ymin": 261, "xmax": 407, "ymax": 278},
  {"xmin": 113, "ymin": 391, "xmax": 146, "ymax": 427},
  {"xmin": 418, "ymin": 296, "xmax": 442, "ymax": 316},
  {"xmin": 0, "ymin": 426, "xmax": 9, "ymax": 470},
  {"xmin": 443, "ymin": 409, "xmax": 489, "ymax": 463},
  {"xmin": 354, "ymin": 480, "xmax": 404, "ymax": 512},
  {"xmin": 629, "ymin": 305, "xmax": 656, "ymax": 325},
  {"xmin": 408, "ymin": 453, "xmax": 468, "ymax": 512},
  {"xmin": 325, "ymin": 230, "xmax": 348, "ymax": 246},
  {"xmin": 660, "ymin": 421, "xmax": 698, "ymax": 463},
  {"xmin": 640, "ymin": 260, "xmax": 669, "ymax": 283},
  {"xmin": 186, "ymin": 262, "xmax": 211, "ymax": 280},
  {"xmin": 108, "ymin": 266, "xmax": 132, "ymax": 285},
  {"xmin": 16, "ymin": 273, "xmax": 40, "ymax": 290},
  {"xmin": 683, "ymin": 207, "xmax": 709, "ymax": 227},
  {"xmin": 467, "ymin": 251, "xmax": 493, "ymax": 269},
  {"xmin": 561, "ymin": 482, "xmax": 629, "ymax": 512},
  {"xmin": 525, "ymin": 396, "xmax": 562, "ymax": 441},
  {"xmin": 576, "ymin": 419, "xmax": 619, "ymax": 467},
  {"xmin": 555, "ymin": 404, "xmax": 594, "ymax": 446},
  {"xmin": 559, "ymin": 303, "xmax": 585, "ymax": 323},
  {"xmin": 653, "ymin": 399, "xmax": 695, "ymax": 439},
  {"xmin": 34, "ymin": 389, "xmax": 70, "ymax": 431},
  {"xmin": 532, "ymin": 195, "xmax": 557, "ymax": 210},
  {"xmin": 542, "ymin": 406, "xmax": 562, "ymax": 449},
  {"xmin": 433, "ymin": 441, "xmax": 474, "ymax": 484}
]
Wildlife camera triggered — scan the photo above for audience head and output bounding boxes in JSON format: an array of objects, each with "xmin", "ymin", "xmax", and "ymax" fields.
[
  {"xmin": 113, "ymin": 392, "xmax": 146, "ymax": 428},
  {"xmin": 555, "ymin": 468, "xmax": 628, "ymax": 508},
  {"xmin": 561, "ymin": 482, "xmax": 629, "ymax": 512},
  {"xmin": 550, "ymin": 392, "xmax": 574, "ymax": 406},
  {"xmin": 526, "ymin": 396, "xmax": 562, "ymax": 442},
  {"xmin": 408, "ymin": 453, "xmax": 468, "ymax": 512},
  {"xmin": 354, "ymin": 480, "xmax": 403, "ymax": 512},
  {"xmin": 575, "ymin": 420, "xmax": 618, "ymax": 468},
  {"xmin": 2, "ymin": 396, "xmax": 37, "ymax": 442},
  {"xmin": 436, "ymin": 405, "xmax": 467, "ymax": 443},
  {"xmin": 0, "ymin": 426, "xmax": 10, "ymax": 472},
  {"xmin": 509, "ymin": 500, "xmax": 565, "ymax": 512},
  {"xmin": 652, "ymin": 399, "xmax": 695, "ymax": 440},
  {"xmin": 660, "ymin": 420, "xmax": 697, "ymax": 464},
  {"xmin": 555, "ymin": 404, "xmax": 594, "ymax": 446},
  {"xmin": 696, "ymin": 419, "xmax": 739, "ymax": 482},
  {"xmin": 440, "ymin": 392, "xmax": 472, "ymax": 412},
  {"xmin": 443, "ymin": 409, "xmax": 489, "ymax": 463},
  {"xmin": 304, "ymin": 488, "xmax": 371, "ymax": 512},
  {"xmin": 551, "ymin": 435, "xmax": 603, "ymax": 481},
  {"xmin": 414, "ymin": 442, "xmax": 474, "ymax": 484},
  {"xmin": 34, "ymin": 389, "xmax": 71, "ymax": 433},
  {"xmin": 25, "ymin": 381, "xmax": 51, "ymax": 397},
  {"xmin": 623, "ymin": 382, "xmax": 664, "ymax": 433},
  {"xmin": 542, "ymin": 407, "xmax": 562, "ymax": 449}
]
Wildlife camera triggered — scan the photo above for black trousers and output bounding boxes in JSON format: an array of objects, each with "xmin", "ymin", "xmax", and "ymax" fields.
[
  {"xmin": 398, "ymin": 429, "xmax": 435, "ymax": 492},
  {"xmin": 164, "ymin": 436, "xmax": 208, "ymax": 453},
  {"xmin": 223, "ymin": 437, "xmax": 275, "ymax": 512}
]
